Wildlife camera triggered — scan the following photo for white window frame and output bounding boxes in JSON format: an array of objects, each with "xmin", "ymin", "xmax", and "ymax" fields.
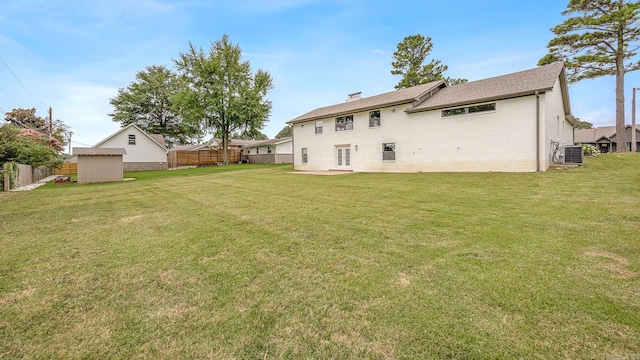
[
  {"xmin": 301, "ymin": 148, "xmax": 308, "ymax": 164},
  {"xmin": 315, "ymin": 120, "xmax": 323, "ymax": 134},
  {"xmin": 335, "ymin": 115, "xmax": 354, "ymax": 131},
  {"xmin": 369, "ymin": 110, "xmax": 381, "ymax": 128},
  {"xmin": 382, "ymin": 143, "xmax": 395, "ymax": 161},
  {"xmin": 442, "ymin": 103, "xmax": 496, "ymax": 117}
]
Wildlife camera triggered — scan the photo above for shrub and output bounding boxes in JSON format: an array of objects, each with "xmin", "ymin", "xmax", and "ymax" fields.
[
  {"xmin": 581, "ymin": 143, "xmax": 600, "ymax": 157},
  {"xmin": 0, "ymin": 124, "xmax": 63, "ymax": 168}
]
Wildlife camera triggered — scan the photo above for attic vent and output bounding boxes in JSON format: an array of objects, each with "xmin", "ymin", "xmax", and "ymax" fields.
[{"xmin": 346, "ymin": 92, "xmax": 362, "ymax": 102}]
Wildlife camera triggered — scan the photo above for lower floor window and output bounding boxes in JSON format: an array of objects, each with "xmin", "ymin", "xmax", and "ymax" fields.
[
  {"xmin": 302, "ymin": 148, "xmax": 308, "ymax": 163},
  {"xmin": 383, "ymin": 143, "xmax": 395, "ymax": 161}
]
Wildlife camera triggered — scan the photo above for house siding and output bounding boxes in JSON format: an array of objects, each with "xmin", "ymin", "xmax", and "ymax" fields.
[
  {"xmin": 95, "ymin": 126, "xmax": 167, "ymax": 170},
  {"xmin": 543, "ymin": 78, "xmax": 575, "ymax": 168},
  {"xmin": 244, "ymin": 139, "xmax": 293, "ymax": 164},
  {"xmin": 293, "ymin": 97, "xmax": 549, "ymax": 173}
]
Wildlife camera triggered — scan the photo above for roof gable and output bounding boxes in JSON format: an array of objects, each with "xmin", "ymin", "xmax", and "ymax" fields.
[
  {"xmin": 287, "ymin": 80, "xmax": 446, "ymax": 124},
  {"xmin": 409, "ymin": 63, "xmax": 567, "ymax": 113},
  {"xmin": 93, "ymin": 123, "xmax": 167, "ymax": 151}
]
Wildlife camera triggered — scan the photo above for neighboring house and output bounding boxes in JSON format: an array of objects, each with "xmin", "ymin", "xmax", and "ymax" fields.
[
  {"xmin": 93, "ymin": 124, "xmax": 168, "ymax": 171},
  {"xmin": 287, "ymin": 63, "xmax": 577, "ymax": 173},
  {"xmin": 243, "ymin": 137, "xmax": 293, "ymax": 164},
  {"xmin": 574, "ymin": 125, "xmax": 640, "ymax": 153},
  {"xmin": 73, "ymin": 147, "xmax": 126, "ymax": 184}
]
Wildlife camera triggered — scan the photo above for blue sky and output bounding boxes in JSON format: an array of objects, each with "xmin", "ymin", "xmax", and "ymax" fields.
[{"xmin": 1, "ymin": 0, "xmax": 637, "ymax": 149}]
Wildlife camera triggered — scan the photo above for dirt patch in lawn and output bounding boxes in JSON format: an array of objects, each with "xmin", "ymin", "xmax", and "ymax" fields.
[{"xmin": 585, "ymin": 251, "xmax": 638, "ymax": 279}]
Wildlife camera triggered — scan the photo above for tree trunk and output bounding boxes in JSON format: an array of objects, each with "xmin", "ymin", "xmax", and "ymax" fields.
[
  {"xmin": 616, "ymin": 37, "xmax": 628, "ymax": 152},
  {"xmin": 222, "ymin": 127, "xmax": 229, "ymax": 165}
]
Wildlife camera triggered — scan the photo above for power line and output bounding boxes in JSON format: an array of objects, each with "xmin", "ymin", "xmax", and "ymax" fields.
[
  {"xmin": 71, "ymin": 140, "xmax": 92, "ymax": 147},
  {"xmin": 0, "ymin": 86, "xmax": 23, "ymax": 108},
  {"xmin": 0, "ymin": 55, "xmax": 48, "ymax": 108}
]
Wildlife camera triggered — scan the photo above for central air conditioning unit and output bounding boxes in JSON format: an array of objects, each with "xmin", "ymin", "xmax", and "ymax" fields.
[{"xmin": 560, "ymin": 145, "xmax": 583, "ymax": 164}]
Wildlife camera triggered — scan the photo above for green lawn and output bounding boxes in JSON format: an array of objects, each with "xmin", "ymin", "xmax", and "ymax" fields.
[{"xmin": 1, "ymin": 156, "xmax": 639, "ymax": 359}]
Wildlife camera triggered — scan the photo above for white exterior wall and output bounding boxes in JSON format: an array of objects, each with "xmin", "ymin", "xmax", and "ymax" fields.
[
  {"xmin": 543, "ymin": 79, "xmax": 575, "ymax": 168},
  {"xmin": 275, "ymin": 140, "xmax": 292, "ymax": 154},
  {"xmin": 96, "ymin": 126, "xmax": 167, "ymax": 163},
  {"xmin": 246, "ymin": 140, "xmax": 292, "ymax": 155},
  {"xmin": 293, "ymin": 96, "xmax": 554, "ymax": 173}
]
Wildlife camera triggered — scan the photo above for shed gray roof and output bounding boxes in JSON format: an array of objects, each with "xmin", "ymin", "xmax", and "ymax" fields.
[
  {"xmin": 73, "ymin": 147, "xmax": 127, "ymax": 156},
  {"xmin": 409, "ymin": 62, "xmax": 567, "ymax": 112},
  {"xmin": 288, "ymin": 80, "xmax": 446, "ymax": 124}
]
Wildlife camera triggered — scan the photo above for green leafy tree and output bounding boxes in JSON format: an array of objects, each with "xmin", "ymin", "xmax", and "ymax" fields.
[
  {"xmin": 174, "ymin": 35, "xmax": 273, "ymax": 164},
  {"xmin": 575, "ymin": 118, "xmax": 594, "ymax": 129},
  {"xmin": 539, "ymin": 0, "xmax": 640, "ymax": 152},
  {"xmin": 4, "ymin": 107, "xmax": 69, "ymax": 149},
  {"xmin": 391, "ymin": 34, "xmax": 467, "ymax": 89},
  {"xmin": 231, "ymin": 130, "xmax": 268, "ymax": 140},
  {"xmin": 275, "ymin": 125, "xmax": 292, "ymax": 138},
  {"xmin": 109, "ymin": 65, "xmax": 199, "ymax": 147},
  {"xmin": 0, "ymin": 124, "xmax": 63, "ymax": 168}
]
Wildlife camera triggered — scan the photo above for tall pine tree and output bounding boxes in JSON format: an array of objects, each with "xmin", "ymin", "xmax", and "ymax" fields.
[{"xmin": 539, "ymin": 0, "xmax": 640, "ymax": 152}]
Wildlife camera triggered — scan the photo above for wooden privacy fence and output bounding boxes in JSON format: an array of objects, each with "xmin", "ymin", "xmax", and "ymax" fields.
[
  {"xmin": 54, "ymin": 163, "xmax": 78, "ymax": 175},
  {"xmin": 167, "ymin": 149, "xmax": 241, "ymax": 169},
  {"xmin": 3, "ymin": 163, "xmax": 52, "ymax": 191}
]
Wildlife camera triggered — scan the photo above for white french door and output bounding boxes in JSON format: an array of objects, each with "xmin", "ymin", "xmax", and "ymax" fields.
[{"xmin": 335, "ymin": 146, "xmax": 351, "ymax": 169}]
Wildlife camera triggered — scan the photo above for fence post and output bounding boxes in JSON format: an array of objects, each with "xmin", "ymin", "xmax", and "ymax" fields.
[{"xmin": 3, "ymin": 163, "xmax": 10, "ymax": 192}]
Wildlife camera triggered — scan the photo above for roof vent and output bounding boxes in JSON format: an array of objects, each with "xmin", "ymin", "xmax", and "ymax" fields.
[{"xmin": 346, "ymin": 92, "xmax": 362, "ymax": 102}]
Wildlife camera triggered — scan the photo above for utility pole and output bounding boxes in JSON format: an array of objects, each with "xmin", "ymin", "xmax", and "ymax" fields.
[
  {"xmin": 48, "ymin": 106, "xmax": 53, "ymax": 138},
  {"xmin": 68, "ymin": 131, "xmax": 73, "ymax": 155}
]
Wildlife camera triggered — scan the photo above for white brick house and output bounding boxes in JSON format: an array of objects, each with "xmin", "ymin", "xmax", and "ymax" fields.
[
  {"xmin": 243, "ymin": 137, "xmax": 293, "ymax": 164},
  {"xmin": 287, "ymin": 63, "xmax": 577, "ymax": 172},
  {"xmin": 93, "ymin": 123, "xmax": 168, "ymax": 171}
]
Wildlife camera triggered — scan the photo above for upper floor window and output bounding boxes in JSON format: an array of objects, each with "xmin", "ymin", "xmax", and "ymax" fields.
[
  {"xmin": 315, "ymin": 120, "xmax": 323, "ymax": 134},
  {"xmin": 335, "ymin": 115, "xmax": 353, "ymax": 131},
  {"xmin": 369, "ymin": 110, "xmax": 381, "ymax": 127},
  {"xmin": 128, "ymin": 134, "xmax": 136, "ymax": 145},
  {"xmin": 442, "ymin": 103, "xmax": 496, "ymax": 117}
]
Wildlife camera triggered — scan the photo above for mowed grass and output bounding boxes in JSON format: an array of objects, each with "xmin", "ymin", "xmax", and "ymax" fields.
[{"xmin": 1, "ymin": 156, "xmax": 639, "ymax": 359}]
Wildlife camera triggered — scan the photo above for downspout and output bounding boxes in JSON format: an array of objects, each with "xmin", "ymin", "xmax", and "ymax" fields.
[
  {"xmin": 536, "ymin": 91, "xmax": 540, "ymax": 172},
  {"xmin": 291, "ymin": 125, "xmax": 295, "ymax": 171}
]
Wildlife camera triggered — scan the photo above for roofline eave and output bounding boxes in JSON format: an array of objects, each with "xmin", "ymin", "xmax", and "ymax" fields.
[
  {"xmin": 404, "ymin": 88, "xmax": 555, "ymax": 114},
  {"xmin": 286, "ymin": 100, "xmax": 416, "ymax": 125}
]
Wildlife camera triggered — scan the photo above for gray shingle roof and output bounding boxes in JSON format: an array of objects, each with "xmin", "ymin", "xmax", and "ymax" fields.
[
  {"xmin": 245, "ymin": 137, "xmax": 292, "ymax": 147},
  {"xmin": 575, "ymin": 125, "xmax": 640, "ymax": 143},
  {"xmin": 287, "ymin": 63, "xmax": 570, "ymax": 123},
  {"xmin": 409, "ymin": 62, "xmax": 566, "ymax": 112},
  {"xmin": 73, "ymin": 147, "xmax": 127, "ymax": 156},
  {"xmin": 149, "ymin": 134, "xmax": 166, "ymax": 147},
  {"xmin": 287, "ymin": 80, "xmax": 446, "ymax": 124}
]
